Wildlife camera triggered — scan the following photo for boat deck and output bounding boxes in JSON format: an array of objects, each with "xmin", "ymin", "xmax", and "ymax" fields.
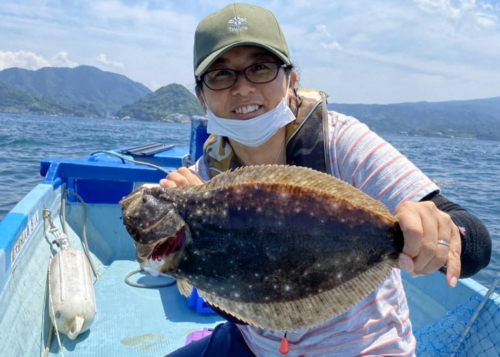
[{"xmin": 47, "ymin": 260, "xmax": 223, "ymax": 356}]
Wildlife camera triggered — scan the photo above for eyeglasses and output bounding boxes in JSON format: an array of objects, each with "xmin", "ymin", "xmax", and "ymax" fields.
[{"xmin": 198, "ymin": 62, "xmax": 288, "ymax": 91}]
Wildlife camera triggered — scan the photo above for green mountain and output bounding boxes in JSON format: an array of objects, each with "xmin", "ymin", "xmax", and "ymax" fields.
[
  {"xmin": 0, "ymin": 81, "xmax": 101, "ymax": 117},
  {"xmin": 328, "ymin": 96, "xmax": 500, "ymax": 141},
  {"xmin": 116, "ymin": 83, "xmax": 204, "ymax": 122},
  {"xmin": 0, "ymin": 65, "xmax": 151, "ymax": 116}
]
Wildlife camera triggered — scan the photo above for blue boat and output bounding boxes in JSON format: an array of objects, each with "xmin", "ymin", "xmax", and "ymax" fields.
[{"xmin": 0, "ymin": 117, "xmax": 498, "ymax": 356}]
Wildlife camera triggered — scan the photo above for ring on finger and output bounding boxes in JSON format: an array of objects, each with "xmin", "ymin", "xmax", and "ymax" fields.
[{"xmin": 437, "ymin": 239, "xmax": 450, "ymax": 248}]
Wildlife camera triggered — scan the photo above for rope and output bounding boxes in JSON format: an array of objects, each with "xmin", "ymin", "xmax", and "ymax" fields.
[
  {"xmin": 43, "ymin": 151, "xmax": 174, "ymax": 353},
  {"xmin": 63, "ymin": 186, "xmax": 174, "ymax": 289},
  {"xmin": 43, "ymin": 189, "xmax": 101, "ymax": 354},
  {"xmin": 48, "ymin": 256, "xmax": 65, "ymax": 357},
  {"xmin": 62, "ymin": 189, "xmax": 100, "ymax": 281},
  {"xmin": 42, "ymin": 324, "xmax": 54, "ymax": 357},
  {"xmin": 124, "ymin": 268, "xmax": 176, "ymax": 289},
  {"xmin": 90, "ymin": 150, "xmax": 171, "ymax": 175},
  {"xmin": 91, "ymin": 151, "xmax": 183, "ymax": 289}
]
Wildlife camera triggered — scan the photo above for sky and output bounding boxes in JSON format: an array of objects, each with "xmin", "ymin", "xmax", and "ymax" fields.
[{"xmin": 1, "ymin": 0, "xmax": 499, "ymax": 104}]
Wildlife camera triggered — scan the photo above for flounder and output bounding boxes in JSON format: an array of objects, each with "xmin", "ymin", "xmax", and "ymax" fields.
[{"xmin": 119, "ymin": 165, "xmax": 404, "ymax": 331}]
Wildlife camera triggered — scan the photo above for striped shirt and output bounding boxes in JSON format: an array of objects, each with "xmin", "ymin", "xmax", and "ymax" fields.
[{"xmin": 193, "ymin": 111, "xmax": 439, "ymax": 357}]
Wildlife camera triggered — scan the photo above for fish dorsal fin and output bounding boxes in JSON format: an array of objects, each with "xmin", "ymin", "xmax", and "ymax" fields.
[
  {"xmin": 196, "ymin": 165, "xmax": 393, "ymax": 220},
  {"xmin": 176, "ymin": 279, "xmax": 193, "ymax": 297},
  {"xmin": 172, "ymin": 184, "xmax": 205, "ymax": 193},
  {"xmin": 196, "ymin": 260, "xmax": 395, "ymax": 331}
]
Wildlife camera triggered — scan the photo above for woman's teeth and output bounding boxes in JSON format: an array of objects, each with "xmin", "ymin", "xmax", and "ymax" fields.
[{"xmin": 235, "ymin": 105, "xmax": 259, "ymax": 114}]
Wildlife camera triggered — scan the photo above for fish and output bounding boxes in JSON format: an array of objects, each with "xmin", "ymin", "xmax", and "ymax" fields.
[{"xmin": 119, "ymin": 165, "xmax": 404, "ymax": 331}]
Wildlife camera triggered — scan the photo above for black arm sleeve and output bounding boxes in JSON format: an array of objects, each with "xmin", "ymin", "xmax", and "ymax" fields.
[{"xmin": 421, "ymin": 191, "xmax": 492, "ymax": 278}]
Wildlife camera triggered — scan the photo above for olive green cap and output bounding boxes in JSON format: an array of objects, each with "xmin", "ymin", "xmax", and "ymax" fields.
[{"xmin": 193, "ymin": 3, "xmax": 291, "ymax": 76}]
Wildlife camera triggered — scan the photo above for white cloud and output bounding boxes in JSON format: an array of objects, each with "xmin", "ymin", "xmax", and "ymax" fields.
[
  {"xmin": 413, "ymin": 0, "xmax": 497, "ymax": 26},
  {"xmin": 413, "ymin": 0, "xmax": 475, "ymax": 20},
  {"xmin": 52, "ymin": 51, "xmax": 78, "ymax": 68},
  {"xmin": 475, "ymin": 12, "xmax": 497, "ymax": 27},
  {"xmin": 315, "ymin": 24, "xmax": 331, "ymax": 37},
  {"xmin": 320, "ymin": 41, "xmax": 343, "ymax": 51},
  {"xmin": 1, "ymin": 1, "xmax": 499, "ymax": 103},
  {"xmin": 479, "ymin": 2, "xmax": 493, "ymax": 10},
  {"xmin": 0, "ymin": 50, "xmax": 80, "ymax": 71},
  {"xmin": 278, "ymin": 0, "xmax": 500, "ymax": 102},
  {"xmin": 96, "ymin": 53, "xmax": 124, "ymax": 69},
  {"xmin": 0, "ymin": 50, "xmax": 51, "ymax": 71},
  {"xmin": 89, "ymin": 0, "xmax": 197, "ymax": 42}
]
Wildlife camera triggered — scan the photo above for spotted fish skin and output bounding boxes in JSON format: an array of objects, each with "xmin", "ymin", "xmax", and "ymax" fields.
[
  {"xmin": 120, "ymin": 165, "xmax": 405, "ymax": 330},
  {"xmin": 171, "ymin": 183, "xmax": 403, "ymax": 303}
]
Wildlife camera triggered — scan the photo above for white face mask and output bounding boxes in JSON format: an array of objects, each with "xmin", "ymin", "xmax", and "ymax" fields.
[{"xmin": 202, "ymin": 76, "xmax": 295, "ymax": 147}]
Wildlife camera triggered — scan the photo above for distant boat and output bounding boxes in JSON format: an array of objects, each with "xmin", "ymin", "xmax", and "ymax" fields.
[{"xmin": 0, "ymin": 116, "xmax": 498, "ymax": 356}]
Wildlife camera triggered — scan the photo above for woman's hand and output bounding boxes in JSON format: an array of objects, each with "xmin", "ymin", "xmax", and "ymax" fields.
[
  {"xmin": 395, "ymin": 200, "xmax": 462, "ymax": 288},
  {"xmin": 159, "ymin": 167, "xmax": 204, "ymax": 188}
]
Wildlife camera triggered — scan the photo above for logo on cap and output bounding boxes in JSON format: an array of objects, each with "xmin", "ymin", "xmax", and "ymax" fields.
[{"xmin": 228, "ymin": 16, "xmax": 248, "ymax": 32}]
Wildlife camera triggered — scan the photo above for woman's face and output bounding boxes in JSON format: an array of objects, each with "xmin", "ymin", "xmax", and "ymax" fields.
[{"xmin": 197, "ymin": 46, "xmax": 290, "ymax": 120}]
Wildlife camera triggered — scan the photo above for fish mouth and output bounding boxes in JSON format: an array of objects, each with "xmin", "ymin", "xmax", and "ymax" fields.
[{"xmin": 148, "ymin": 226, "xmax": 185, "ymax": 261}]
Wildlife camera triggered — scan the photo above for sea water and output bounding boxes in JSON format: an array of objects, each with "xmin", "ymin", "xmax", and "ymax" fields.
[{"xmin": 0, "ymin": 113, "xmax": 498, "ymax": 286}]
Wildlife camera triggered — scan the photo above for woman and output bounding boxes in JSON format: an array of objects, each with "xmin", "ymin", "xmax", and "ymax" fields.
[{"xmin": 161, "ymin": 4, "xmax": 491, "ymax": 356}]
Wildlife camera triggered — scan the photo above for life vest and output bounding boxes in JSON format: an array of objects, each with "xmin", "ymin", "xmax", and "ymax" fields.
[{"xmin": 202, "ymin": 88, "xmax": 332, "ymax": 177}]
